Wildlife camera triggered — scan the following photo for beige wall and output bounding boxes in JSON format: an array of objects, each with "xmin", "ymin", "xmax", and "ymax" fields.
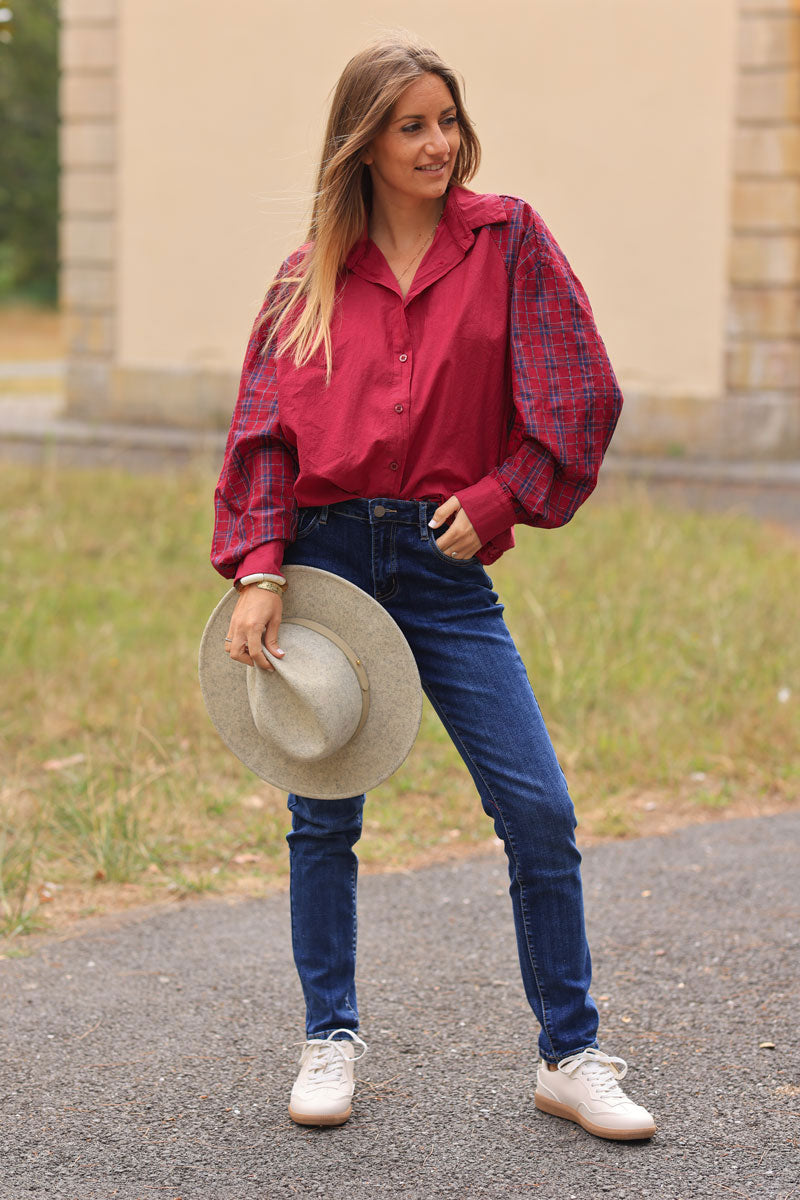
[
  {"xmin": 112, "ymin": 0, "xmax": 737, "ymax": 422},
  {"xmin": 725, "ymin": 1, "xmax": 800, "ymax": 459}
]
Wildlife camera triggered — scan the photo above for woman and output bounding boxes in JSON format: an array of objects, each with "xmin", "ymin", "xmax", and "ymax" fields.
[{"xmin": 211, "ymin": 33, "xmax": 655, "ymax": 1141}]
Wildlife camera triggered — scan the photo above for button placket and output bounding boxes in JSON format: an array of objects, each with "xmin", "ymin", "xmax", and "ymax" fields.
[{"xmin": 387, "ymin": 308, "xmax": 412, "ymax": 484}]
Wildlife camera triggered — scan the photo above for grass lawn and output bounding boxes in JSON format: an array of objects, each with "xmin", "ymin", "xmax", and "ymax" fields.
[{"xmin": 1, "ymin": 461, "xmax": 798, "ymax": 943}]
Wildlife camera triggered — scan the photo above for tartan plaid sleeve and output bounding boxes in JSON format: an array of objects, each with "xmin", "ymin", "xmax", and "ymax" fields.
[
  {"xmin": 210, "ymin": 260, "xmax": 303, "ymax": 581},
  {"xmin": 456, "ymin": 201, "xmax": 623, "ymax": 545}
]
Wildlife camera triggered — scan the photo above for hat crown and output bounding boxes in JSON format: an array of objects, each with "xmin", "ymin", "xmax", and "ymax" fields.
[{"xmin": 246, "ymin": 623, "xmax": 364, "ymax": 763}]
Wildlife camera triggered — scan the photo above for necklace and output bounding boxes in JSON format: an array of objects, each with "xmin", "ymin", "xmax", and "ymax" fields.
[{"xmin": 390, "ymin": 202, "xmax": 446, "ymax": 288}]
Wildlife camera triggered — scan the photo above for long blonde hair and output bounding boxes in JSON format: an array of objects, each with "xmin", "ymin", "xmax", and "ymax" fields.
[{"xmin": 259, "ymin": 32, "xmax": 481, "ymax": 381}]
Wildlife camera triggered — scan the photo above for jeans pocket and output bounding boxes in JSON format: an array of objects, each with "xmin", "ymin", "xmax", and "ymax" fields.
[
  {"xmin": 294, "ymin": 506, "xmax": 322, "ymax": 541},
  {"xmin": 428, "ymin": 530, "xmax": 479, "ymax": 566}
]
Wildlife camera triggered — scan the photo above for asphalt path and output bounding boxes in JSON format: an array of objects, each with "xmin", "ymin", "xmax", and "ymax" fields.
[{"xmin": 1, "ymin": 812, "xmax": 798, "ymax": 1200}]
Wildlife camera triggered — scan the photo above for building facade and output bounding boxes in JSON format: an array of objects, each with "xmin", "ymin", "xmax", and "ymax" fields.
[{"xmin": 59, "ymin": 0, "xmax": 800, "ymax": 458}]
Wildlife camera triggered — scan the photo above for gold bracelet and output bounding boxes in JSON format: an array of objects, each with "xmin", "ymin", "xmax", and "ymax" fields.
[
  {"xmin": 255, "ymin": 580, "xmax": 284, "ymax": 597},
  {"xmin": 234, "ymin": 576, "xmax": 287, "ymax": 594}
]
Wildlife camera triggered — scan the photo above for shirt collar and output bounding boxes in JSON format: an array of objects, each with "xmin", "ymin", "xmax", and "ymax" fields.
[
  {"xmin": 344, "ymin": 185, "xmax": 508, "ymax": 283},
  {"xmin": 444, "ymin": 185, "xmax": 509, "ymax": 244}
]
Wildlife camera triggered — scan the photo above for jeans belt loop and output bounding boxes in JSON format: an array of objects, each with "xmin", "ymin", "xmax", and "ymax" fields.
[
  {"xmin": 418, "ymin": 501, "xmax": 430, "ymax": 541},
  {"xmin": 319, "ymin": 504, "xmax": 329, "ymax": 525}
]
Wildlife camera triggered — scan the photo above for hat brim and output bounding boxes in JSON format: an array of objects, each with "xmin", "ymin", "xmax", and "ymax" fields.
[{"xmin": 198, "ymin": 565, "xmax": 422, "ymax": 799}]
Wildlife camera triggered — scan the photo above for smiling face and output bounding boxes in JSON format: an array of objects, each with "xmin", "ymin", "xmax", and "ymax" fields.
[{"xmin": 361, "ymin": 73, "xmax": 462, "ymax": 207}]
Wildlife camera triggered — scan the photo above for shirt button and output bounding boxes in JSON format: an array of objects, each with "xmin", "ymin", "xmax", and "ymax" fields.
[
  {"xmin": 398, "ymin": 353, "xmax": 408, "ymax": 362},
  {"xmin": 389, "ymin": 461, "xmax": 398, "ymax": 471},
  {"xmin": 394, "ymin": 403, "xmax": 404, "ymax": 413}
]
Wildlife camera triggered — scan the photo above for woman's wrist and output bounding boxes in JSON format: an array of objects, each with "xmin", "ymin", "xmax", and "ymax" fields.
[{"xmin": 234, "ymin": 572, "xmax": 287, "ymax": 592}]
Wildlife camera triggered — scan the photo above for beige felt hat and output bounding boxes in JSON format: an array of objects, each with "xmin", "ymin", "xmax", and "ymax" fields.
[{"xmin": 198, "ymin": 565, "xmax": 422, "ymax": 800}]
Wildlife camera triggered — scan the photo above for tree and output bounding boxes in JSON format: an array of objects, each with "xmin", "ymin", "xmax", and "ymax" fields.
[{"xmin": 0, "ymin": 0, "xmax": 59, "ymax": 305}]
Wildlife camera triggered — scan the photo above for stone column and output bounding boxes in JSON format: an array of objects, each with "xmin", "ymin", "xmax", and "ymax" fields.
[
  {"xmin": 59, "ymin": 0, "xmax": 117, "ymax": 421},
  {"xmin": 728, "ymin": 0, "xmax": 800, "ymax": 457}
]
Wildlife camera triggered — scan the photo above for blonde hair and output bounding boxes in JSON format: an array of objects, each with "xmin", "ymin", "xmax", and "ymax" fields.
[{"xmin": 259, "ymin": 32, "xmax": 481, "ymax": 381}]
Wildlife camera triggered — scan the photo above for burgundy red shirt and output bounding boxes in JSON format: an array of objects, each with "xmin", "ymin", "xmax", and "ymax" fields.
[{"xmin": 211, "ymin": 185, "xmax": 623, "ymax": 578}]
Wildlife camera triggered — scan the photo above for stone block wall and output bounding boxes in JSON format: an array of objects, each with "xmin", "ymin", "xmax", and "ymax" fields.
[
  {"xmin": 728, "ymin": 0, "xmax": 800, "ymax": 456},
  {"xmin": 59, "ymin": 0, "xmax": 117, "ymax": 420}
]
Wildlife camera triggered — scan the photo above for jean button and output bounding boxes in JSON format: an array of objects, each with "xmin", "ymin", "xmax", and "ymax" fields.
[{"xmin": 373, "ymin": 504, "xmax": 386, "ymax": 517}]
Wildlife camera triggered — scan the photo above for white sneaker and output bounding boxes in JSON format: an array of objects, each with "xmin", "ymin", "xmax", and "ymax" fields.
[
  {"xmin": 288, "ymin": 1029, "xmax": 368, "ymax": 1126},
  {"xmin": 535, "ymin": 1047, "xmax": 656, "ymax": 1140}
]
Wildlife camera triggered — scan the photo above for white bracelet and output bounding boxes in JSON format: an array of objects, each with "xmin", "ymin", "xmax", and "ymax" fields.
[{"xmin": 237, "ymin": 572, "xmax": 287, "ymax": 588}]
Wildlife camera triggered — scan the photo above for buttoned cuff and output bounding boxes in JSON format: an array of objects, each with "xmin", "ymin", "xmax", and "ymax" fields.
[
  {"xmin": 235, "ymin": 540, "xmax": 286, "ymax": 580},
  {"xmin": 455, "ymin": 476, "xmax": 518, "ymax": 547}
]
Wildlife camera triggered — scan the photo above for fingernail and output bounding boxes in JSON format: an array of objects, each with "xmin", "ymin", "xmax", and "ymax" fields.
[
  {"xmin": 428, "ymin": 518, "xmax": 439, "ymax": 527},
  {"xmin": 274, "ymin": 648, "xmax": 285, "ymax": 657}
]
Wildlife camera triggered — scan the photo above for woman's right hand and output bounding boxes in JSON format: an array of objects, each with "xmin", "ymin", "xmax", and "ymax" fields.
[{"xmin": 225, "ymin": 586, "xmax": 285, "ymax": 670}]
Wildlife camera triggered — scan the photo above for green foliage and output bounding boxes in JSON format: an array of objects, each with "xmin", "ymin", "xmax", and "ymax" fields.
[{"xmin": 0, "ymin": 1, "xmax": 59, "ymax": 304}]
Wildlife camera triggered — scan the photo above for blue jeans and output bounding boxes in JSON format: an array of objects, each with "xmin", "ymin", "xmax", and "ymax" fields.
[{"xmin": 281, "ymin": 497, "xmax": 599, "ymax": 1063}]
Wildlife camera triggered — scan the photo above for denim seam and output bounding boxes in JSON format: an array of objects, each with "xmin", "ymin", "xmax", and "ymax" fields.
[
  {"xmin": 422, "ymin": 680, "xmax": 558, "ymax": 1060},
  {"xmin": 287, "ymin": 842, "xmax": 317, "ymax": 1037},
  {"xmin": 346, "ymin": 855, "xmax": 358, "ymax": 1021},
  {"xmin": 373, "ymin": 522, "xmax": 399, "ymax": 603}
]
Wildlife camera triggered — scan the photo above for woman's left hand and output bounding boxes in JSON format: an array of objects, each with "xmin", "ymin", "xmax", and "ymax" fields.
[{"xmin": 428, "ymin": 496, "xmax": 482, "ymax": 559}]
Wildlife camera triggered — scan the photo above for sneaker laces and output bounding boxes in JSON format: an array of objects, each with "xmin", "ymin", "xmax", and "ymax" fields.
[
  {"xmin": 296, "ymin": 1029, "xmax": 368, "ymax": 1089},
  {"xmin": 554, "ymin": 1048, "xmax": 630, "ymax": 1100}
]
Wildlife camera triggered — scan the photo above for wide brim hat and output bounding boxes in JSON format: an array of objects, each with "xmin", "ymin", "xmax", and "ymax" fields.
[{"xmin": 198, "ymin": 565, "xmax": 422, "ymax": 800}]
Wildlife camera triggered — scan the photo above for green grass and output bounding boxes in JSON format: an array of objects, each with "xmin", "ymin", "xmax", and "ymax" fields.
[{"xmin": 1, "ymin": 461, "xmax": 798, "ymax": 938}]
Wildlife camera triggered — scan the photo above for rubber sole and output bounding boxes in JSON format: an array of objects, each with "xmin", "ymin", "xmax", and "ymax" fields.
[
  {"xmin": 288, "ymin": 1103, "xmax": 352, "ymax": 1127},
  {"xmin": 534, "ymin": 1093, "xmax": 656, "ymax": 1141}
]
